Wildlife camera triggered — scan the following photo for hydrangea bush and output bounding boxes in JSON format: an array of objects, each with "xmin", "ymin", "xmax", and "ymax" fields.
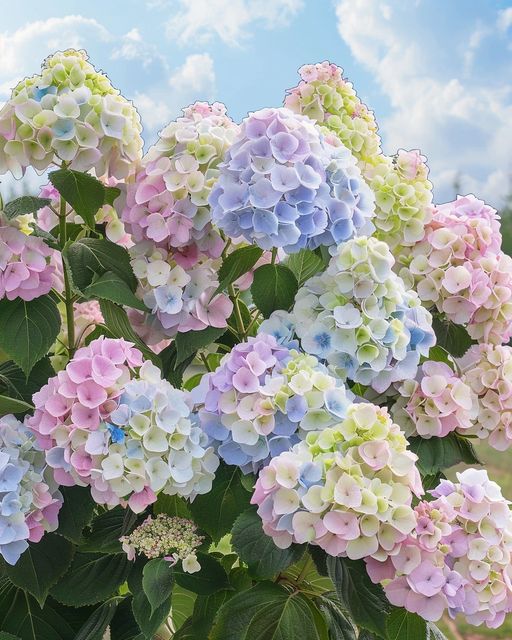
[{"xmin": 0, "ymin": 50, "xmax": 510, "ymax": 640}]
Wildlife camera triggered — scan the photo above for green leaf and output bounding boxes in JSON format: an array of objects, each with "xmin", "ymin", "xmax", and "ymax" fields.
[
  {"xmin": 132, "ymin": 590, "xmax": 170, "ymax": 640},
  {"xmin": 56, "ymin": 486, "xmax": 96, "ymax": 544},
  {"xmin": 174, "ymin": 590, "xmax": 232, "ymax": 640},
  {"xmin": 286, "ymin": 249, "xmax": 324, "ymax": 287},
  {"xmin": 188, "ymin": 463, "xmax": 252, "ymax": 541},
  {"xmin": 50, "ymin": 553, "xmax": 132, "ymax": 606},
  {"xmin": 49, "ymin": 169, "xmax": 105, "ymax": 228},
  {"xmin": 210, "ymin": 582, "xmax": 321, "ymax": 640},
  {"xmin": 0, "ymin": 579, "xmax": 76, "ymax": 640},
  {"xmin": 214, "ymin": 245, "xmax": 263, "ymax": 296},
  {"xmin": 153, "ymin": 493, "xmax": 192, "ymax": 518},
  {"xmin": 169, "ymin": 585, "xmax": 196, "ymax": 633},
  {"xmin": 110, "ymin": 597, "xmax": 142, "ymax": 640},
  {"xmin": 174, "ymin": 326, "xmax": 226, "ymax": 365},
  {"xmin": 84, "ymin": 271, "xmax": 147, "ymax": 311},
  {"xmin": 5, "ymin": 533, "xmax": 74, "ymax": 607},
  {"xmin": 409, "ymin": 433, "xmax": 480, "ymax": 475},
  {"xmin": 0, "ymin": 296, "xmax": 60, "ymax": 376},
  {"xmin": 29, "ymin": 223, "xmax": 60, "ymax": 249},
  {"xmin": 74, "ymin": 600, "xmax": 118, "ymax": 640},
  {"xmin": 0, "ymin": 395, "xmax": 32, "ymax": 415},
  {"xmin": 99, "ymin": 300, "xmax": 160, "ymax": 366},
  {"xmin": 386, "ymin": 608, "xmax": 426, "ymax": 640},
  {"xmin": 326, "ymin": 556, "xmax": 389, "ymax": 638},
  {"xmin": 159, "ymin": 342, "xmax": 195, "ymax": 388},
  {"xmin": 315, "ymin": 595, "xmax": 356, "ymax": 640},
  {"xmin": 104, "ymin": 186, "xmax": 121, "ymax": 206},
  {"xmin": 4, "ymin": 196, "xmax": 51, "ymax": 219},
  {"xmin": 426, "ymin": 623, "xmax": 447, "ymax": 639},
  {"xmin": 0, "ymin": 633, "xmax": 20, "ymax": 639},
  {"xmin": 142, "ymin": 559, "xmax": 175, "ymax": 614},
  {"xmin": 0, "ymin": 358, "xmax": 53, "ymax": 405},
  {"xmin": 426, "ymin": 345, "xmax": 453, "ymax": 367},
  {"xmin": 432, "ymin": 316, "xmax": 474, "ymax": 358},
  {"xmin": 232, "ymin": 507, "xmax": 305, "ymax": 579},
  {"xmin": 64, "ymin": 237, "xmax": 136, "ymax": 292},
  {"xmin": 174, "ymin": 553, "xmax": 230, "ymax": 595},
  {"xmin": 251, "ymin": 263, "xmax": 298, "ymax": 318},
  {"xmin": 80, "ymin": 506, "xmax": 138, "ymax": 554}
]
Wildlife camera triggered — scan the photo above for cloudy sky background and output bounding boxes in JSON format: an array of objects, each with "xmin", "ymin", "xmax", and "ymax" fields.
[{"xmin": 1, "ymin": 0, "xmax": 511, "ymax": 206}]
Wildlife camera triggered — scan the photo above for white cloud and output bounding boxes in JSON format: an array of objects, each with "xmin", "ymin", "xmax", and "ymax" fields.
[
  {"xmin": 497, "ymin": 7, "xmax": 512, "ymax": 32},
  {"xmin": 135, "ymin": 53, "xmax": 216, "ymax": 136},
  {"xmin": 0, "ymin": 16, "xmax": 110, "ymax": 96},
  {"xmin": 165, "ymin": 0, "xmax": 303, "ymax": 46},
  {"xmin": 335, "ymin": 0, "xmax": 512, "ymax": 206},
  {"xmin": 111, "ymin": 27, "xmax": 168, "ymax": 69}
]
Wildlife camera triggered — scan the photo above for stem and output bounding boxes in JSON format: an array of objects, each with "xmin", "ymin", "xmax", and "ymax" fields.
[
  {"xmin": 271, "ymin": 247, "xmax": 278, "ymax": 265},
  {"xmin": 229, "ymin": 285, "xmax": 245, "ymax": 336},
  {"xmin": 59, "ymin": 196, "xmax": 75, "ymax": 358},
  {"xmin": 243, "ymin": 310, "xmax": 261, "ymax": 338},
  {"xmin": 199, "ymin": 352, "xmax": 212, "ymax": 372}
]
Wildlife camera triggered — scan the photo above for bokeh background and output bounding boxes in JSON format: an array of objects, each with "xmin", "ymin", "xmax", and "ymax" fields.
[{"xmin": 1, "ymin": 2, "xmax": 511, "ymax": 637}]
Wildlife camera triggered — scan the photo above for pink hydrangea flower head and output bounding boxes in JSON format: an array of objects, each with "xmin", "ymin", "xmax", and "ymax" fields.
[
  {"xmin": 252, "ymin": 402, "xmax": 422, "ymax": 558},
  {"xmin": 0, "ymin": 49, "xmax": 142, "ymax": 179},
  {"xmin": 0, "ymin": 216, "xmax": 54, "ymax": 301},
  {"xmin": 392, "ymin": 359, "xmax": 478, "ymax": 438},
  {"xmin": 457, "ymin": 344, "xmax": 512, "ymax": 450},
  {"xmin": 122, "ymin": 101, "xmax": 239, "ymax": 259}
]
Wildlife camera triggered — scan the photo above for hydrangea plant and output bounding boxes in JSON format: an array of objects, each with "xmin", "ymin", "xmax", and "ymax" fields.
[{"xmin": 0, "ymin": 50, "xmax": 510, "ymax": 640}]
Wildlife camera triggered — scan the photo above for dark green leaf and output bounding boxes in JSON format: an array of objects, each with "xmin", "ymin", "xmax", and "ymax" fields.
[
  {"xmin": 251, "ymin": 263, "xmax": 298, "ymax": 318},
  {"xmin": 188, "ymin": 463, "xmax": 252, "ymax": 541},
  {"xmin": 0, "ymin": 579, "xmax": 76, "ymax": 640},
  {"xmin": 132, "ymin": 590, "xmax": 170, "ymax": 639},
  {"xmin": 84, "ymin": 271, "xmax": 147, "ymax": 311},
  {"xmin": 326, "ymin": 556, "xmax": 389, "ymax": 638},
  {"xmin": 0, "ymin": 296, "xmax": 60, "ymax": 375},
  {"xmin": 315, "ymin": 595, "xmax": 356, "ymax": 640},
  {"xmin": 74, "ymin": 600, "xmax": 118, "ymax": 640},
  {"xmin": 64, "ymin": 238, "xmax": 136, "ymax": 292},
  {"xmin": 99, "ymin": 300, "xmax": 160, "ymax": 366},
  {"xmin": 0, "ymin": 633, "xmax": 20, "ymax": 639},
  {"xmin": 110, "ymin": 597, "xmax": 142, "ymax": 640},
  {"xmin": 409, "ymin": 433, "xmax": 480, "ymax": 475},
  {"xmin": 232, "ymin": 507, "xmax": 305, "ymax": 579},
  {"xmin": 6, "ymin": 533, "xmax": 74, "ymax": 607},
  {"xmin": 387, "ymin": 608, "xmax": 426, "ymax": 640},
  {"xmin": 214, "ymin": 245, "xmax": 263, "ymax": 296},
  {"xmin": 104, "ymin": 186, "xmax": 121, "ymax": 206},
  {"xmin": 49, "ymin": 170, "xmax": 105, "ymax": 229},
  {"xmin": 174, "ymin": 327, "xmax": 226, "ymax": 366},
  {"xmin": 286, "ymin": 249, "xmax": 324, "ymax": 286},
  {"xmin": 174, "ymin": 590, "xmax": 232, "ymax": 640},
  {"xmin": 210, "ymin": 582, "xmax": 321, "ymax": 640},
  {"xmin": 28, "ymin": 223, "xmax": 60, "ymax": 249},
  {"xmin": 0, "ymin": 358, "xmax": 53, "ymax": 404},
  {"xmin": 153, "ymin": 493, "xmax": 192, "ymax": 518},
  {"xmin": 50, "ymin": 553, "xmax": 132, "ymax": 606},
  {"xmin": 57, "ymin": 486, "xmax": 96, "ymax": 544},
  {"xmin": 142, "ymin": 559, "xmax": 175, "ymax": 614},
  {"xmin": 159, "ymin": 342, "xmax": 194, "ymax": 388},
  {"xmin": 426, "ymin": 346, "xmax": 453, "ymax": 366},
  {"xmin": 174, "ymin": 553, "xmax": 230, "ymax": 595},
  {"xmin": 4, "ymin": 196, "xmax": 51, "ymax": 219},
  {"xmin": 0, "ymin": 395, "xmax": 32, "ymax": 415},
  {"xmin": 432, "ymin": 316, "xmax": 474, "ymax": 358},
  {"xmin": 80, "ymin": 506, "xmax": 138, "ymax": 554}
]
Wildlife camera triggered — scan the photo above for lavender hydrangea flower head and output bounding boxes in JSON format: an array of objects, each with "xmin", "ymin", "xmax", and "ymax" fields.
[
  {"xmin": 0, "ymin": 49, "xmax": 142, "ymax": 179},
  {"xmin": 0, "ymin": 415, "xmax": 62, "ymax": 565},
  {"xmin": 290, "ymin": 236, "xmax": 436, "ymax": 392},
  {"xmin": 194, "ymin": 333, "xmax": 351, "ymax": 473},
  {"xmin": 122, "ymin": 102, "xmax": 239, "ymax": 259},
  {"xmin": 209, "ymin": 107, "xmax": 374, "ymax": 252}
]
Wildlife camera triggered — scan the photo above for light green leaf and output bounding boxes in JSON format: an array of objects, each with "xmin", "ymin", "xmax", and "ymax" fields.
[{"xmin": 0, "ymin": 395, "xmax": 33, "ymax": 415}]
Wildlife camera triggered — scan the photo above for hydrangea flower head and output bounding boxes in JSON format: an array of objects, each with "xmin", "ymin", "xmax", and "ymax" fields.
[
  {"xmin": 252, "ymin": 402, "xmax": 422, "ymax": 558},
  {"xmin": 0, "ymin": 49, "xmax": 142, "ymax": 178},
  {"xmin": 0, "ymin": 215, "xmax": 54, "ymax": 301},
  {"xmin": 0, "ymin": 415, "xmax": 62, "ymax": 565},
  {"xmin": 284, "ymin": 62, "xmax": 382, "ymax": 168},
  {"xmin": 366, "ymin": 469, "xmax": 512, "ymax": 628},
  {"xmin": 195, "ymin": 334, "xmax": 351, "ymax": 473},
  {"xmin": 392, "ymin": 360, "xmax": 478, "ymax": 438},
  {"xmin": 209, "ymin": 106, "xmax": 374, "ymax": 252},
  {"xmin": 365, "ymin": 150, "xmax": 433, "ymax": 251},
  {"xmin": 290, "ymin": 236, "xmax": 435, "ymax": 391},
  {"xmin": 122, "ymin": 102, "xmax": 239, "ymax": 259},
  {"xmin": 457, "ymin": 344, "xmax": 512, "ymax": 450},
  {"xmin": 121, "ymin": 514, "xmax": 204, "ymax": 573},
  {"xmin": 130, "ymin": 240, "xmax": 232, "ymax": 337},
  {"xmin": 27, "ymin": 336, "xmax": 219, "ymax": 511},
  {"xmin": 399, "ymin": 195, "xmax": 512, "ymax": 344}
]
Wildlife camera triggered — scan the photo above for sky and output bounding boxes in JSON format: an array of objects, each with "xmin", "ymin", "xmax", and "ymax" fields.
[{"xmin": 0, "ymin": 0, "xmax": 511, "ymax": 206}]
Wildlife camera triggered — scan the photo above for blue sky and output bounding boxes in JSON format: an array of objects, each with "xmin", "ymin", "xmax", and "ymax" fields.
[{"xmin": 0, "ymin": 0, "xmax": 511, "ymax": 205}]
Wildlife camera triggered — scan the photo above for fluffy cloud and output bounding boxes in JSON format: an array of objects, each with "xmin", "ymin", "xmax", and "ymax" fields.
[
  {"xmin": 165, "ymin": 0, "xmax": 303, "ymax": 46},
  {"xmin": 111, "ymin": 28, "xmax": 167, "ymax": 68},
  {"xmin": 335, "ymin": 0, "xmax": 512, "ymax": 206}
]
